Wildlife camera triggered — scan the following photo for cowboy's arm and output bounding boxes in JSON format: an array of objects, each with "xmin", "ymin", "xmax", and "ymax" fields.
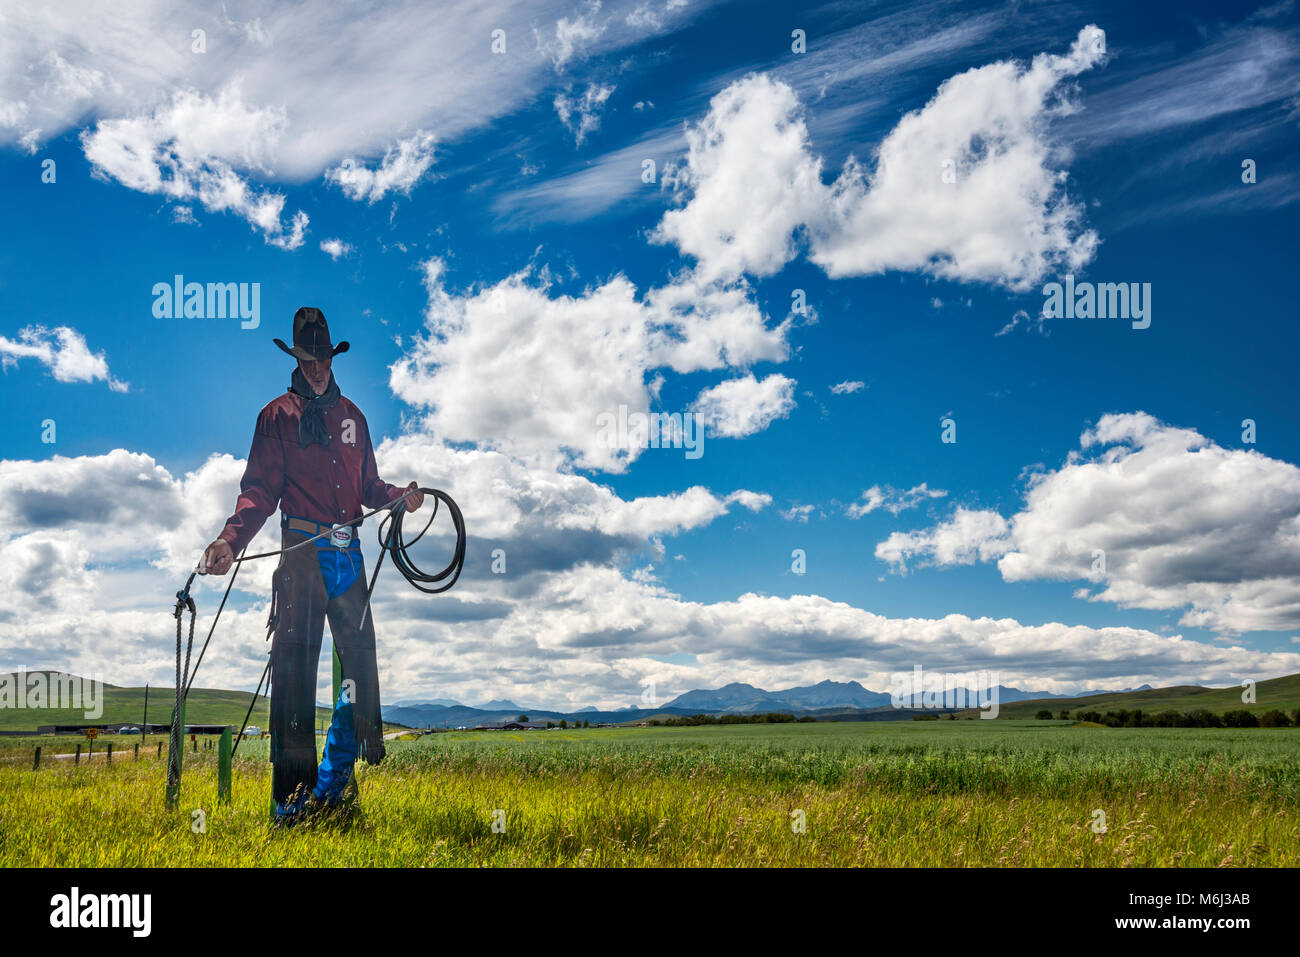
[
  {"xmin": 359, "ymin": 414, "xmax": 423, "ymax": 513},
  {"xmin": 202, "ymin": 413, "xmax": 286, "ymax": 573}
]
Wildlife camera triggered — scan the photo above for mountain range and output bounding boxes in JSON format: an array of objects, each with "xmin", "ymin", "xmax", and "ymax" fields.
[{"xmin": 378, "ymin": 678, "xmax": 1158, "ymax": 728}]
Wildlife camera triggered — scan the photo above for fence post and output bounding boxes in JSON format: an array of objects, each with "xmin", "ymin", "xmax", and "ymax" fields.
[
  {"xmin": 107, "ymin": 742, "xmax": 113, "ymax": 765},
  {"xmin": 33, "ymin": 747, "xmax": 41, "ymax": 770},
  {"xmin": 75, "ymin": 744, "xmax": 81, "ymax": 765},
  {"xmin": 134, "ymin": 743, "xmax": 139, "ymax": 761},
  {"xmin": 157, "ymin": 742, "xmax": 163, "ymax": 758},
  {"xmin": 218, "ymin": 727, "xmax": 232, "ymax": 804}
]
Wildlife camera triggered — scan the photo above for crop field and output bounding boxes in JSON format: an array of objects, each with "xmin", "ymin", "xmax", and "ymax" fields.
[{"xmin": 1, "ymin": 721, "xmax": 1297, "ymax": 867}]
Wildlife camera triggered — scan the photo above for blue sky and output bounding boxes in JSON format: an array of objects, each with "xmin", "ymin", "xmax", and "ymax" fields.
[{"xmin": 1, "ymin": 0, "xmax": 1298, "ymax": 709}]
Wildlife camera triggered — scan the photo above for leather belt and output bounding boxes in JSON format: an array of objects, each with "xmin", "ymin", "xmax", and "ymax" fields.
[{"xmin": 284, "ymin": 516, "xmax": 357, "ymax": 547}]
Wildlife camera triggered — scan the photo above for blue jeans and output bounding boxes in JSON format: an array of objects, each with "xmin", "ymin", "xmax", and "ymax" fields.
[{"xmin": 314, "ymin": 687, "xmax": 358, "ymax": 805}]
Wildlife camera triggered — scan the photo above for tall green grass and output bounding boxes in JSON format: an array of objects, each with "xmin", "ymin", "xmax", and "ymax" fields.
[{"xmin": 2, "ymin": 722, "xmax": 1296, "ymax": 866}]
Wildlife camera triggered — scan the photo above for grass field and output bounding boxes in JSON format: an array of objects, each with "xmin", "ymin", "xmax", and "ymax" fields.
[
  {"xmin": 968, "ymin": 672, "xmax": 1300, "ymax": 719},
  {"xmin": 0, "ymin": 678, "xmax": 332, "ymax": 732},
  {"xmin": 3, "ymin": 720, "xmax": 1297, "ymax": 867}
]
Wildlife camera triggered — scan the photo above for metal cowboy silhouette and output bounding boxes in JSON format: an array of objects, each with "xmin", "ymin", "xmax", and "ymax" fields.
[{"xmin": 202, "ymin": 306, "xmax": 423, "ymax": 824}]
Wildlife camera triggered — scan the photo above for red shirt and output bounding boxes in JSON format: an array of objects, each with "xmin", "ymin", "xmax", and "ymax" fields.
[{"xmin": 218, "ymin": 389, "xmax": 403, "ymax": 554}]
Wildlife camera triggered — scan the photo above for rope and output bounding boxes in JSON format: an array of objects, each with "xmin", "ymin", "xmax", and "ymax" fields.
[
  {"xmin": 232, "ymin": 657, "xmax": 271, "ymax": 758},
  {"xmin": 166, "ymin": 574, "xmax": 197, "ymax": 801},
  {"xmin": 181, "ymin": 546, "xmax": 246, "ymax": 701},
  {"xmin": 359, "ymin": 489, "xmax": 466, "ymax": 630}
]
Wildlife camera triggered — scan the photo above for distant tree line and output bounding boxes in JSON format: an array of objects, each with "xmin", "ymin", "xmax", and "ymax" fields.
[
  {"xmin": 648, "ymin": 712, "xmax": 814, "ymax": 726},
  {"xmin": 1034, "ymin": 707, "xmax": 1299, "ymax": 727}
]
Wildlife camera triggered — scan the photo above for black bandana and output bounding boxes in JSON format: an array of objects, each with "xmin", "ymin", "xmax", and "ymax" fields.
[{"xmin": 289, "ymin": 367, "xmax": 341, "ymax": 448}]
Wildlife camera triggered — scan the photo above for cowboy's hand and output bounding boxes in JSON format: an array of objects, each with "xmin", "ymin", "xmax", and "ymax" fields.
[
  {"xmin": 201, "ymin": 539, "xmax": 234, "ymax": 576},
  {"xmin": 404, "ymin": 481, "xmax": 424, "ymax": 512}
]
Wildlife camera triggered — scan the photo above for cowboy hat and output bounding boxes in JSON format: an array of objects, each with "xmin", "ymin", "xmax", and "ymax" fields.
[{"xmin": 273, "ymin": 306, "xmax": 351, "ymax": 360}]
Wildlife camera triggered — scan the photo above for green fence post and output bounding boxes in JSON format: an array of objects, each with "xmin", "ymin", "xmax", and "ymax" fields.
[{"xmin": 218, "ymin": 727, "xmax": 232, "ymax": 804}]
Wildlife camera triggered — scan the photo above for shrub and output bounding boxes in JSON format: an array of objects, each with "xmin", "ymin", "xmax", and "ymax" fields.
[
  {"xmin": 1259, "ymin": 709, "xmax": 1292, "ymax": 728},
  {"xmin": 1221, "ymin": 709, "xmax": 1259, "ymax": 728},
  {"xmin": 1035, "ymin": 710, "xmax": 1053, "ymax": 720},
  {"xmin": 1152, "ymin": 710, "xmax": 1187, "ymax": 728}
]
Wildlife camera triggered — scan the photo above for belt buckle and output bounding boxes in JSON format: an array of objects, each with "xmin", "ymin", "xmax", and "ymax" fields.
[{"xmin": 329, "ymin": 525, "xmax": 352, "ymax": 548}]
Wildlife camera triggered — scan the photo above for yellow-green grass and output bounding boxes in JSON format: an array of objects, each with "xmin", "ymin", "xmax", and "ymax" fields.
[{"xmin": 2, "ymin": 722, "xmax": 1297, "ymax": 867}]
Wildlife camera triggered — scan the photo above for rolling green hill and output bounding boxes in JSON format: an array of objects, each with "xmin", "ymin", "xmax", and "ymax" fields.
[
  {"xmin": 0, "ymin": 672, "xmax": 331, "ymax": 731},
  {"xmin": 963, "ymin": 672, "xmax": 1300, "ymax": 719}
]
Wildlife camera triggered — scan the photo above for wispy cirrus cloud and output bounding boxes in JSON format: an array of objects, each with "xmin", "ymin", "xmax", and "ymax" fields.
[
  {"xmin": 848, "ymin": 483, "xmax": 947, "ymax": 518},
  {"xmin": 1059, "ymin": 17, "xmax": 1300, "ymax": 146},
  {"xmin": 492, "ymin": 127, "xmax": 685, "ymax": 224},
  {"xmin": 0, "ymin": 0, "xmax": 716, "ymax": 236}
]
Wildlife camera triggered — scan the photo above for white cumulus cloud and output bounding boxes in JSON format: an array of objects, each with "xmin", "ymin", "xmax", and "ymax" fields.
[
  {"xmin": 319, "ymin": 238, "xmax": 353, "ymax": 260},
  {"xmin": 0, "ymin": 325, "xmax": 128, "ymax": 392},
  {"xmin": 877, "ymin": 412, "xmax": 1300, "ymax": 634},
  {"xmin": 654, "ymin": 26, "xmax": 1108, "ymax": 291},
  {"xmin": 691, "ymin": 373, "xmax": 796, "ymax": 439},
  {"xmin": 326, "ymin": 130, "xmax": 436, "ymax": 203},
  {"xmin": 554, "ymin": 83, "xmax": 615, "ymax": 145},
  {"xmin": 389, "ymin": 259, "xmax": 789, "ymax": 472},
  {"xmin": 80, "ymin": 86, "xmax": 308, "ymax": 248}
]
